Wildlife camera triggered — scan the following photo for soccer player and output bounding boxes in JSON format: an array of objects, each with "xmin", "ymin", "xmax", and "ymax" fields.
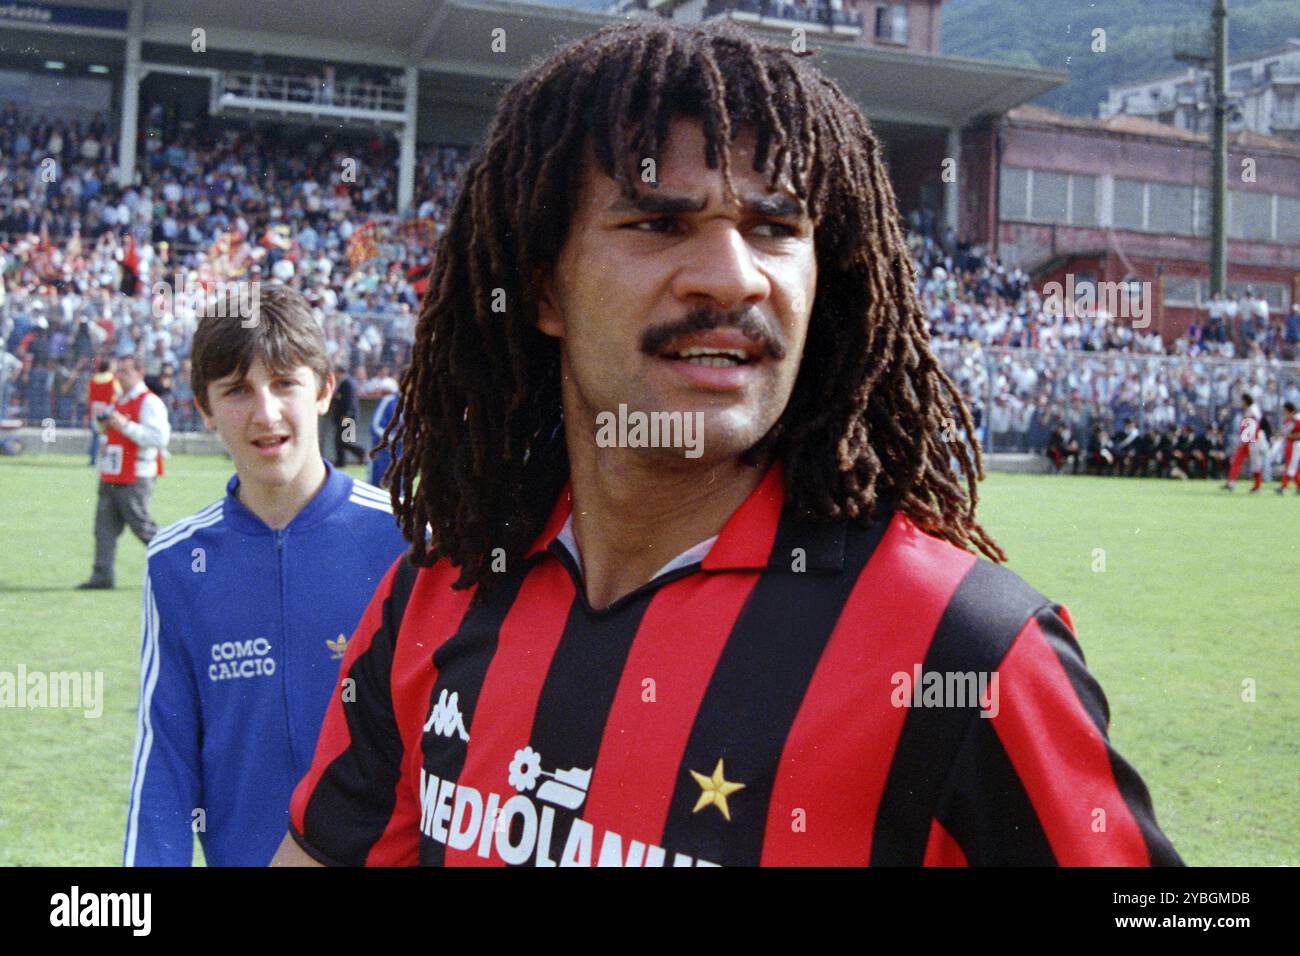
[
  {"xmin": 1222, "ymin": 393, "xmax": 1265, "ymax": 493},
  {"xmin": 124, "ymin": 284, "xmax": 408, "ymax": 866},
  {"xmin": 1277, "ymin": 400, "xmax": 1300, "ymax": 494},
  {"xmin": 274, "ymin": 20, "xmax": 1181, "ymax": 867}
]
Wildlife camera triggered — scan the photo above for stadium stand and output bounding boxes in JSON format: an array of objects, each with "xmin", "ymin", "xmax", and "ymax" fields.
[{"xmin": 2, "ymin": 96, "xmax": 1298, "ymax": 476}]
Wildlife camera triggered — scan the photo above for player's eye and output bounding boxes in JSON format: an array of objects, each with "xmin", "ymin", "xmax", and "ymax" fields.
[
  {"xmin": 626, "ymin": 218, "xmax": 675, "ymax": 233},
  {"xmin": 751, "ymin": 221, "xmax": 801, "ymax": 238},
  {"xmin": 627, "ymin": 218, "xmax": 800, "ymax": 237}
]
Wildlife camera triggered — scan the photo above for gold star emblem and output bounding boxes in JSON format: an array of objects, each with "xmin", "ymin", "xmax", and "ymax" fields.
[{"xmin": 690, "ymin": 758, "xmax": 745, "ymax": 821}]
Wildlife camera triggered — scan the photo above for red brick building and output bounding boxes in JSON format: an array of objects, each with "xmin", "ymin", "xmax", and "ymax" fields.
[{"xmin": 981, "ymin": 105, "xmax": 1300, "ymax": 344}]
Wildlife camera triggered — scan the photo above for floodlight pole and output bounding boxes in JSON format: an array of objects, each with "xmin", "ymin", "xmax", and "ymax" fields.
[
  {"xmin": 1210, "ymin": 0, "xmax": 1227, "ymax": 296},
  {"xmin": 117, "ymin": 0, "xmax": 144, "ymax": 188}
]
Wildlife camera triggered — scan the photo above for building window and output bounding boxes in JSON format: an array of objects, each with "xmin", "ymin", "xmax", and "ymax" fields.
[
  {"xmin": 1225, "ymin": 281, "xmax": 1290, "ymax": 311},
  {"xmin": 1229, "ymin": 189, "xmax": 1272, "ymax": 241},
  {"xmin": 1072, "ymin": 174, "xmax": 1098, "ymax": 226},
  {"xmin": 998, "ymin": 169, "xmax": 1097, "ymax": 226},
  {"xmin": 1279, "ymin": 195, "xmax": 1300, "ymax": 244},
  {"xmin": 1148, "ymin": 181, "xmax": 1194, "ymax": 235},
  {"xmin": 1275, "ymin": 90, "xmax": 1299, "ymax": 125},
  {"xmin": 1113, "ymin": 179, "xmax": 1145, "ymax": 231},
  {"xmin": 1162, "ymin": 276, "xmax": 1200, "ymax": 306},
  {"xmin": 999, "ymin": 166, "xmax": 1028, "ymax": 221},
  {"xmin": 1193, "ymin": 186, "xmax": 1210, "ymax": 236},
  {"xmin": 1030, "ymin": 170, "xmax": 1068, "ymax": 224},
  {"xmin": 874, "ymin": 3, "xmax": 908, "ymax": 44}
]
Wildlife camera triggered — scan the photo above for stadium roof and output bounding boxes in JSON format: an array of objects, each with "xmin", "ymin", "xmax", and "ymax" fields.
[
  {"xmin": 4, "ymin": 1, "xmax": 1065, "ymax": 129},
  {"xmin": 1008, "ymin": 103, "xmax": 1300, "ymax": 156}
]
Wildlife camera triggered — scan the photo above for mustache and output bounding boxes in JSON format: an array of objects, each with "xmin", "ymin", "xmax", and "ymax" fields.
[{"xmin": 638, "ymin": 308, "xmax": 787, "ymax": 360}]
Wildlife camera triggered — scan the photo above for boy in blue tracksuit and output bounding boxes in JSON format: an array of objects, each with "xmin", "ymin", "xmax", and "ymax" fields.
[{"xmin": 124, "ymin": 284, "xmax": 409, "ymax": 866}]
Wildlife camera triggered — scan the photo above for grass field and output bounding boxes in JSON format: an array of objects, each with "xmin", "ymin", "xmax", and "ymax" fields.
[{"xmin": 0, "ymin": 451, "xmax": 1296, "ymax": 866}]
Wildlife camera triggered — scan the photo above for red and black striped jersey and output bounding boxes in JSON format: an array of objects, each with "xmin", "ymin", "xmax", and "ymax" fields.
[{"xmin": 288, "ymin": 462, "xmax": 1182, "ymax": 867}]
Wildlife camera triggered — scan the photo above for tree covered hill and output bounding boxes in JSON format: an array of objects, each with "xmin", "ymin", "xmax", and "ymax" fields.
[{"xmin": 942, "ymin": 0, "xmax": 1300, "ymax": 116}]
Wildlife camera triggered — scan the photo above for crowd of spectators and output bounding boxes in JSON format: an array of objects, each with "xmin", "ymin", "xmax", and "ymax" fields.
[
  {"xmin": 1, "ymin": 101, "xmax": 466, "ymax": 432},
  {"xmin": 909, "ymin": 230, "xmax": 1300, "ymax": 362},
  {"xmin": 934, "ymin": 342, "xmax": 1297, "ymax": 446},
  {"xmin": 3, "ymin": 104, "xmax": 1299, "ymax": 482},
  {"xmin": 911, "ymin": 225, "xmax": 1300, "ymax": 471}
]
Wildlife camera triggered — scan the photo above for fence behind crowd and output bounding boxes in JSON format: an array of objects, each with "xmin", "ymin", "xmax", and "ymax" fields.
[
  {"xmin": 7, "ymin": 313, "xmax": 1300, "ymax": 455},
  {"xmin": 0, "ymin": 291, "xmax": 416, "ymax": 433}
]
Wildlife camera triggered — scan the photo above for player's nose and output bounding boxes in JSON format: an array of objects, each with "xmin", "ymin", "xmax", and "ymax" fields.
[
  {"xmin": 671, "ymin": 222, "xmax": 769, "ymax": 312},
  {"xmin": 249, "ymin": 385, "xmax": 283, "ymax": 426}
]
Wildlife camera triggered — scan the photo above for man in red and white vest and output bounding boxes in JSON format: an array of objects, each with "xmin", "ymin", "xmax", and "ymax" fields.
[{"xmin": 78, "ymin": 355, "xmax": 170, "ymax": 589}]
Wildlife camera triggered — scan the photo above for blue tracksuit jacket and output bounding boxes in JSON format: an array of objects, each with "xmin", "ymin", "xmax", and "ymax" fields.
[
  {"xmin": 368, "ymin": 392, "xmax": 400, "ymax": 488},
  {"xmin": 124, "ymin": 459, "xmax": 409, "ymax": 866}
]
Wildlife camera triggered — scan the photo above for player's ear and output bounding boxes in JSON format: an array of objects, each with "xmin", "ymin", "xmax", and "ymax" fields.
[
  {"xmin": 315, "ymin": 369, "xmax": 336, "ymax": 415},
  {"xmin": 533, "ymin": 264, "xmax": 564, "ymax": 339},
  {"xmin": 197, "ymin": 392, "xmax": 215, "ymax": 432}
]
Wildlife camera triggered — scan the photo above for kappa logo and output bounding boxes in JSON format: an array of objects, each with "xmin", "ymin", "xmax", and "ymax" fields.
[
  {"xmin": 326, "ymin": 633, "xmax": 348, "ymax": 660},
  {"xmin": 423, "ymin": 688, "xmax": 470, "ymax": 742}
]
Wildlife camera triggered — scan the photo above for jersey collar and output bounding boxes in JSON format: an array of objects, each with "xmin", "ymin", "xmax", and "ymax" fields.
[
  {"xmin": 523, "ymin": 460, "xmax": 853, "ymax": 574},
  {"xmin": 120, "ymin": 380, "xmax": 146, "ymax": 402},
  {"xmin": 223, "ymin": 458, "xmax": 352, "ymax": 535},
  {"xmin": 554, "ymin": 511, "xmax": 719, "ymax": 583}
]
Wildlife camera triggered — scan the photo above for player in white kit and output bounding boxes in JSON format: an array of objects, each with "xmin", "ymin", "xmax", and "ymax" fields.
[
  {"xmin": 1223, "ymin": 394, "xmax": 1265, "ymax": 493},
  {"xmin": 1276, "ymin": 401, "xmax": 1300, "ymax": 495}
]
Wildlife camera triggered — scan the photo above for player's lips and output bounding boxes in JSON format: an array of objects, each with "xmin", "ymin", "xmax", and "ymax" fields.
[
  {"xmin": 250, "ymin": 434, "xmax": 291, "ymax": 457},
  {"xmin": 653, "ymin": 329, "xmax": 764, "ymax": 391}
]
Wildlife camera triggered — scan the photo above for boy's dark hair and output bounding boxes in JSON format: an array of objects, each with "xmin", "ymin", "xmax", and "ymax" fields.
[
  {"xmin": 383, "ymin": 18, "xmax": 1003, "ymax": 588},
  {"xmin": 190, "ymin": 283, "xmax": 331, "ymax": 416}
]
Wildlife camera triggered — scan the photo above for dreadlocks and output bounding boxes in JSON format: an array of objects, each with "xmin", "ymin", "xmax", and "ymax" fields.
[{"xmin": 379, "ymin": 16, "xmax": 1005, "ymax": 588}]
